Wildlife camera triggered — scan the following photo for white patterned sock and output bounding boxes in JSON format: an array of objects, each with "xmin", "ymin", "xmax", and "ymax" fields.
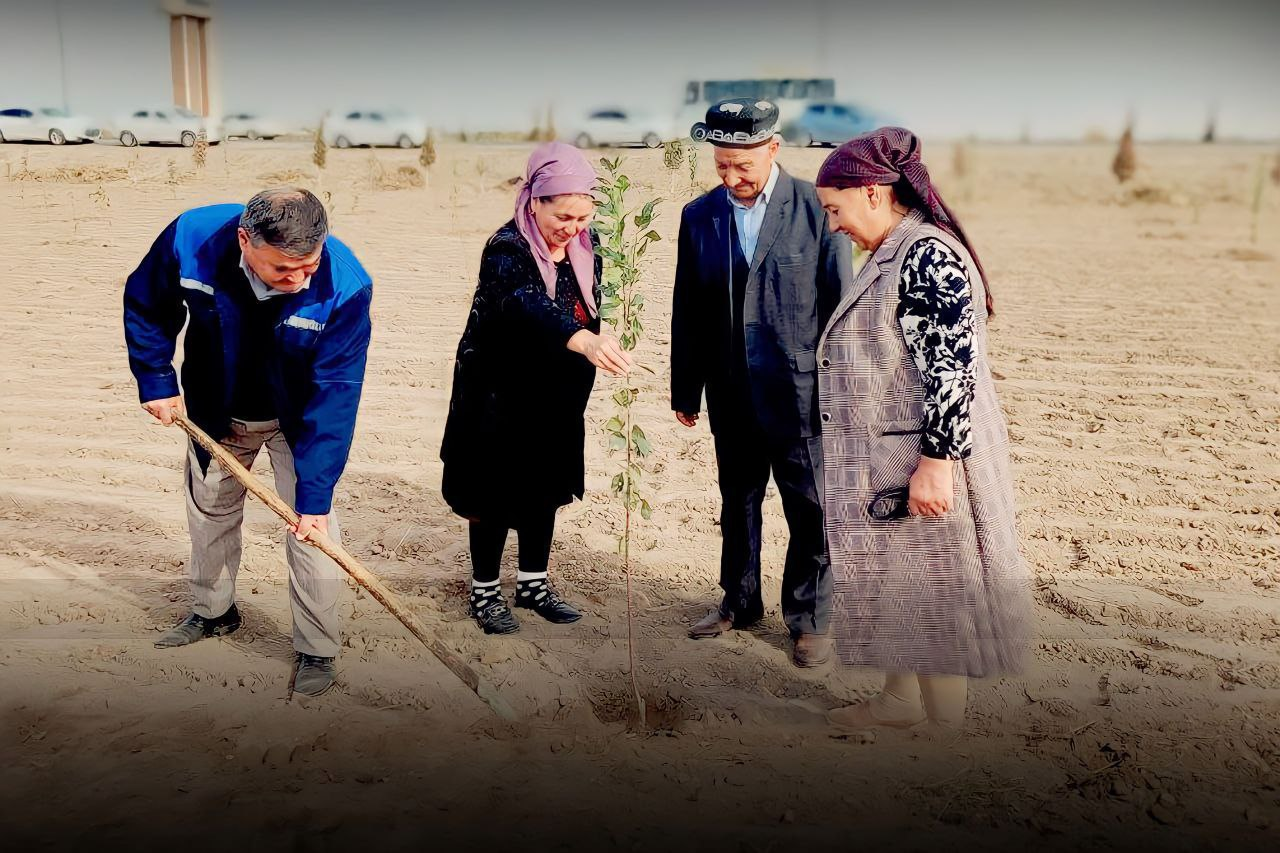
[
  {"xmin": 515, "ymin": 572, "xmax": 548, "ymax": 603},
  {"xmin": 469, "ymin": 579, "xmax": 502, "ymax": 612}
]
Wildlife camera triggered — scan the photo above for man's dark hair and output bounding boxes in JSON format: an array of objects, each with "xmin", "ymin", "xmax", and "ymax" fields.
[{"xmin": 239, "ymin": 187, "xmax": 328, "ymax": 257}]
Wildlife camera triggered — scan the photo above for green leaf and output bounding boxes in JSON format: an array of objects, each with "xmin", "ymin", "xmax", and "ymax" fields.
[
  {"xmin": 633, "ymin": 199, "xmax": 658, "ymax": 229},
  {"xmin": 612, "ymin": 389, "xmax": 633, "ymax": 407},
  {"xmin": 631, "ymin": 425, "xmax": 652, "ymax": 457},
  {"xmin": 610, "ymin": 473, "xmax": 625, "ymax": 494},
  {"xmin": 643, "ymin": 230, "xmax": 662, "ymax": 242},
  {"xmin": 640, "ymin": 499, "xmax": 653, "ymax": 521},
  {"xmin": 605, "ymin": 416, "xmax": 624, "ymax": 433},
  {"xmin": 608, "ymin": 433, "xmax": 627, "ymax": 452}
]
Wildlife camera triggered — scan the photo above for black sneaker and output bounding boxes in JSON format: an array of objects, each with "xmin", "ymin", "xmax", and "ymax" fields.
[
  {"xmin": 293, "ymin": 653, "xmax": 336, "ymax": 697},
  {"xmin": 515, "ymin": 582, "xmax": 582, "ymax": 624},
  {"xmin": 470, "ymin": 597, "xmax": 520, "ymax": 635},
  {"xmin": 154, "ymin": 603, "xmax": 242, "ymax": 648}
]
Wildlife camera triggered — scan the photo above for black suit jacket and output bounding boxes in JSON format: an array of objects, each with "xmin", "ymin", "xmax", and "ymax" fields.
[{"xmin": 670, "ymin": 167, "xmax": 853, "ymax": 440}]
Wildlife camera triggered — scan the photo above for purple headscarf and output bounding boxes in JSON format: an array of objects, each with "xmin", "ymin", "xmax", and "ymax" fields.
[
  {"xmin": 817, "ymin": 127, "xmax": 993, "ymax": 315},
  {"xmin": 515, "ymin": 142, "xmax": 599, "ymax": 317}
]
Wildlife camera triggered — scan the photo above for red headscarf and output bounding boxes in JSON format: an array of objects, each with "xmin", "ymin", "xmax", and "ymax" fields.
[{"xmin": 817, "ymin": 127, "xmax": 993, "ymax": 315}]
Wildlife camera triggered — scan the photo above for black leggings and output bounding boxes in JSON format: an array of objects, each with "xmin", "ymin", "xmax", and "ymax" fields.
[{"xmin": 468, "ymin": 510, "xmax": 557, "ymax": 583}]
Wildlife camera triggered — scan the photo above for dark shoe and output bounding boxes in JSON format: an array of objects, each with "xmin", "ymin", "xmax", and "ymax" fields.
[
  {"xmin": 688, "ymin": 608, "xmax": 733, "ymax": 639},
  {"xmin": 471, "ymin": 597, "xmax": 520, "ymax": 635},
  {"xmin": 154, "ymin": 603, "xmax": 241, "ymax": 648},
  {"xmin": 515, "ymin": 583, "xmax": 582, "ymax": 624},
  {"xmin": 792, "ymin": 633, "xmax": 832, "ymax": 668},
  {"xmin": 293, "ymin": 653, "xmax": 336, "ymax": 697}
]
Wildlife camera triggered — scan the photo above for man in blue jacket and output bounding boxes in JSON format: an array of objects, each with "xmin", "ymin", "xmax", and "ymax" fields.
[{"xmin": 124, "ymin": 187, "xmax": 373, "ymax": 696}]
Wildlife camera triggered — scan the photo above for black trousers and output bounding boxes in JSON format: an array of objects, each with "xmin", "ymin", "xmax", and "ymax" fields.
[
  {"xmin": 711, "ymin": 394, "xmax": 831, "ymax": 637},
  {"xmin": 468, "ymin": 509, "xmax": 557, "ymax": 584}
]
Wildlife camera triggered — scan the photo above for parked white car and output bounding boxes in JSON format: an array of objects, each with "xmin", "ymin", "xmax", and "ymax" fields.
[
  {"xmin": 0, "ymin": 107, "xmax": 99, "ymax": 144},
  {"xmin": 323, "ymin": 110, "xmax": 427, "ymax": 148},
  {"xmin": 566, "ymin": 108, "xmax": 673, "ymax": 148},
  {"xmin": 108, "ymin": 107, "xmax": 221, "ymax": 147},
  {"xmin": 222, "ymin": 112, "xmax": 291, "ymax": 140}
]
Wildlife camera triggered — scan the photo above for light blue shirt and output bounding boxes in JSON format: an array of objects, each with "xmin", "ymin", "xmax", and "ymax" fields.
[{"xmin": 727, "ymin": 162, "xmax": 780, "ymax": 265}]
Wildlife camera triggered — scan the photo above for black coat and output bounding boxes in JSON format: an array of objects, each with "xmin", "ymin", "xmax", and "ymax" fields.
[
  {"xmin": 441, "ymin": 221, "xmax": 601, "ymax": 523},
  {"xmin": 670, "ymin": 168, "xmax": 853, "ymax": 439}
]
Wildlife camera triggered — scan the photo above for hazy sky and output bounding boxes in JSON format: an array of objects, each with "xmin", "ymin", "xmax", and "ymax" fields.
[{"xmin": 2, "ymin": 0, "xmax": 1278, "ymax": 139}]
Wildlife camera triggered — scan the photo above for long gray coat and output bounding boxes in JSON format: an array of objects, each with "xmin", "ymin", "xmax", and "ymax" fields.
[{"xmin": 816, "ymin": 211, "xmax": 1030, "ymax": 677}]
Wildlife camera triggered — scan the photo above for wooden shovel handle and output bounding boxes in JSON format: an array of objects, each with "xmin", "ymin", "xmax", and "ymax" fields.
[{"xmin": 174, "ymin": 413, "xmax": 517, "ymax": 720}]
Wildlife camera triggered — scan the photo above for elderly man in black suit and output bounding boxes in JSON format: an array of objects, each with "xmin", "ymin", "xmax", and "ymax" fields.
[{"xmin": 672, "ymin": 98, "xmax": 853, "ymax": 667}]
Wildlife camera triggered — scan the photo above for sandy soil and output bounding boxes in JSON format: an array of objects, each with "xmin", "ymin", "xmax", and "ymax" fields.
[{"xmin": 0, "ymin": 138, "xmax": 1277, "ymax": 851}]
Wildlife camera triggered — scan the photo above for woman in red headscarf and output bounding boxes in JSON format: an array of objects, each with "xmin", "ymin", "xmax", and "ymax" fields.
[
  {"xmin": 813, "ymin": 128, "xmax": 1029, "ymax": 735},
  {"xmin": 441, "ymin": 142, "xmax": 631, "ymax": 635}
]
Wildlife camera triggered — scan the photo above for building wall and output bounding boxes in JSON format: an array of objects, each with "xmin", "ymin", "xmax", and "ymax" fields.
[{"xmin": 0, "ymin": 0, "xmax": 176, "ymax": 116}]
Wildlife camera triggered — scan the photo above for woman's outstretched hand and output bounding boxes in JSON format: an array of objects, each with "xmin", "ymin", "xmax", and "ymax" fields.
[
  {"xmin": 908, "ymin": 456, "xmax": 955, "ymax": 517},
  {"xmin": 568, "ymin": 330, "xmax": 632, "ymax": 377}
]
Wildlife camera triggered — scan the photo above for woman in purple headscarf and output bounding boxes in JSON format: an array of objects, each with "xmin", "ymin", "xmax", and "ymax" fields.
[
  {"xmin": 813, "ymin": 128, "xmax": 1029, "ymax": 736},
  {"xmin": 442, "ymin": 142, "xmax": 631, "ymax": 635}
]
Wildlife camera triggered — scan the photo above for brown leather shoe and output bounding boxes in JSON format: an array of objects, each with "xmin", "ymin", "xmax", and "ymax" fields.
[
  {"xmin": 792, "ymin": 633, "xmax": 832, "ymax": 668},
  {"xmin": 688, "ymin": 608, "xmax": 734, "ymax": 639}
]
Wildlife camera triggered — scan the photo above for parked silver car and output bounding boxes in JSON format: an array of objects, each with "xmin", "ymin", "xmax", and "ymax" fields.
[
  {"xmin": 105, "ymin": 107, "xmax": 221, "ymax": 147},
  {"xmin": 781, "ymin": 102, "xmax": 880, "ymax": 147},
  {"xmin": 565, "ymin": 108, "xmax": 674, "ymax": 148},
  {"xmin": 0, "ymin": 107, "xmax": 99, "ymax": 144},
  {"xmin": 222, "ymin": 112, "xmax": 292, "ymax": 140},
  {"xmin": 323, "ymin": 110, "xmax": 427, "ymax": 148}
]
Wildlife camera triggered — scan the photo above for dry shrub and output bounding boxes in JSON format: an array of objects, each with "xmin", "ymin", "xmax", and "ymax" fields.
[
  {"xmin": 952, "ymin": 141, "xmax": 970, "ymax": 179},
  {"xmin": 1112, "ymin": 127, "xmax": 1136, "ymax": 183},
  {"xmin": 419, "ymin": 132, "xmax": 437, "ymax": 170},
  {"xmin": 312, "ymin": 126, "xmax": 327, "ymax": 170},
  {"xmin": 542, "ymin": 104, "xmax": 557, "ymax": 143},
  {"xmin": 193, "ymin": 130, "xmax": 208, "ymax": 168},
  {"xmin": 12, "ymin": 162, "xmax": 130, "ymax": 183},
  {"xmin": 373, "ymin": 163, "xmax": 424, "ymax": 190},
  {"xmin": 1202, "ymin": 107, "xmax": 1217, "ymax": 144},
  {"xmin": 663, "ymin": 138, "xmax": 685, "ymax": 172},
  {"xmin": 258, "ymin": 168, "xmax": 312, "ymax": 184},
  {"xmin": 1220, "ymin": 247, "xmax": 1273, "ymax": 263},
  {"xmin": 1121, "ymin": 184, "xmax": 1172, "ymax": 205}
]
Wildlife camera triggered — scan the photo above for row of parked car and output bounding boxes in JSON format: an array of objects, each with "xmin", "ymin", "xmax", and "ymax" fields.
[
  {"xmin": 0, "ymin": 105, "xmax": 430, "ymax": 148},
  {"xmin": 0, "ymin": 105, "xmax": 290, "ymax": 146},
  {"xmin": 1, "ymin": 101, "xmax": 879, "ymax": 149}
]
